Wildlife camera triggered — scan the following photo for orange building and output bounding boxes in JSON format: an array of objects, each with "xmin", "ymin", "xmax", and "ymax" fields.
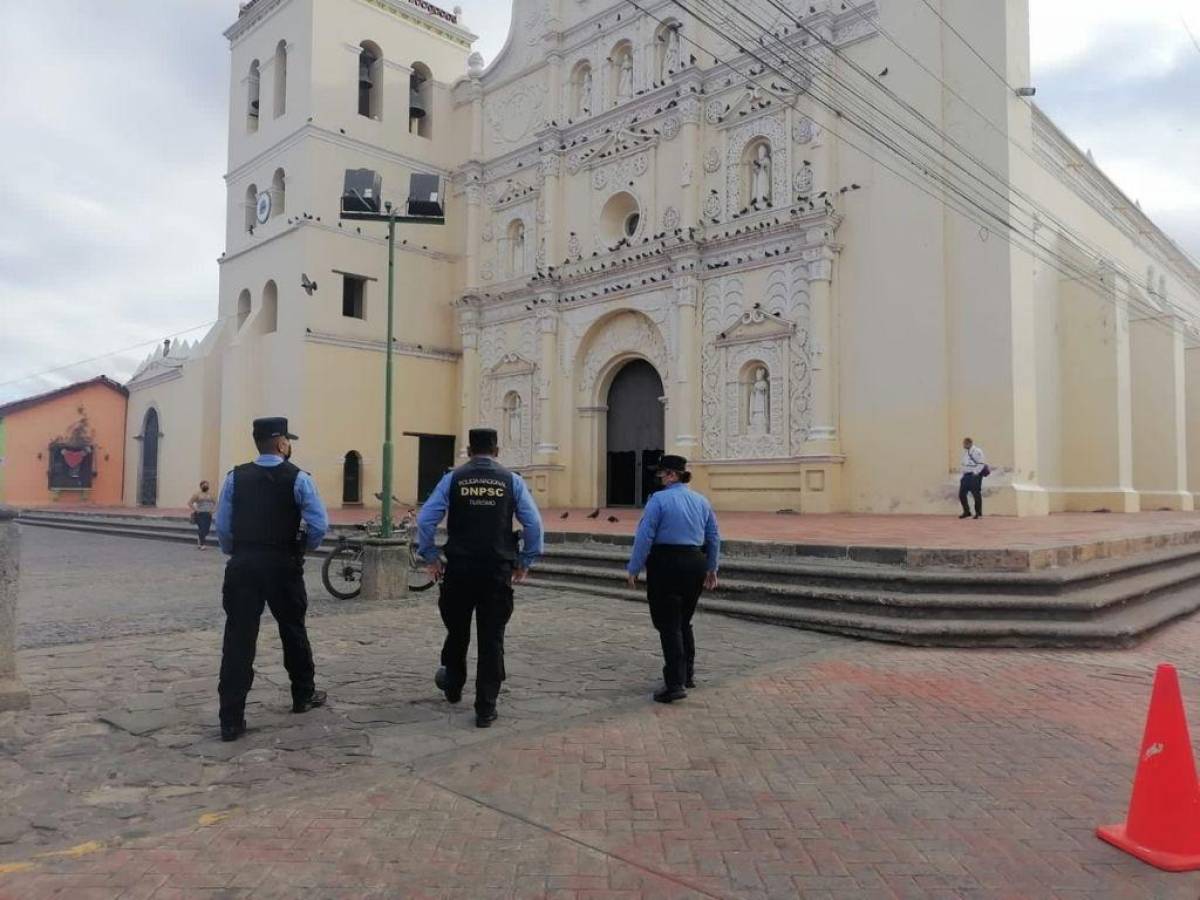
[{"xmin": 0, "ymin": 377, "xmax": 128, "ymax": 507}]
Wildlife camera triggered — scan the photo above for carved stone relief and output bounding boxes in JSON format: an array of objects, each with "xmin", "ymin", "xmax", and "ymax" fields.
[
  {"xmin": 700, "ymin": 267, "xmax": 813, "ymax": 460},
  {"xmin": 725, "ymin": 116, "xmax": 788, "ymax": 217}
]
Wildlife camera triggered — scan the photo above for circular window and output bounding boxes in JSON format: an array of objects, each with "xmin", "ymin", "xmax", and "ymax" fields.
[{"xmin": 600, "ymin": 192, "xmax": 641, "ymax": 244}]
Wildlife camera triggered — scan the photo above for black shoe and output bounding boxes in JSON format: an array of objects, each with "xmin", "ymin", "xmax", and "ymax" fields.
[
  {"xmin": 292, "ymin": 689, "xmax": 327, "ymax": 713},
  {"xmin": 435, "ymin": 666, "xmax": 462, "ymax": 704},
  {"xmin": 476, "ymin": 709, "xmax": 498, "ymax": 728},
  {"xmin": 959, "ymin": 513, "xmax": 971, "ymax": 519},
  {"xmin": 220, "ymin": 720, "xmax": 246, "ymax": 742},
  {"xmin": 685, "ymin": 678, "xmax": 696, "ymax": 689},
  {"xmin": 653, "ymin": 686, "xmax": 687, "ymax": 703},
  {"xmin": 974, "ymin": 514, "xmax": 982, "ymax": 519}
]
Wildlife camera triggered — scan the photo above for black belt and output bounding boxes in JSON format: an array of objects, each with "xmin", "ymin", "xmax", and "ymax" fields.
[{"xmin": 650, "ymin": 544, "xmax": 704, "ymax": 553}]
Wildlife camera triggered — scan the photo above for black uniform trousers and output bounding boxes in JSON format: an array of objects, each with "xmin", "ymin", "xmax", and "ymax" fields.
[
  {"xmin": 959, "ymin": 472, "xmax": 983, "ymax": 516},
  {"xmin": 218, "ymin": 550, "xmax": 315, "ymax": 727},
  {"xmin": 646, "ymin": 546, "xmax": 708, "ymax": 689},
  {"xmin": 438, "ymin": 561, "xmax": 515, "ymax": 715}
]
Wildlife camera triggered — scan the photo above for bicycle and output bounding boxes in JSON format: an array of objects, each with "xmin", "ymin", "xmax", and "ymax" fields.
[{"xmin": 320, "ymin": 511, "xmax": 437, "ymax": 600}]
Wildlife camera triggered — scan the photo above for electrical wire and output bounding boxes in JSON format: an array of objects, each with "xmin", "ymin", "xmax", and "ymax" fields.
[{"xmin": 631, "ymin": 0, "xmax": 1191, "ymax": 335}]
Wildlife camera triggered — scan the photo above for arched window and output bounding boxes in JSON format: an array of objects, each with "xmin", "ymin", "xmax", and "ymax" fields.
[
  {"xmin": 507, "ymin": 219, "xmax": 526, "ymax": 276},
  {"xmin": 237, "ymin": 289, "xmax": 252, "ymax": 330},
  {"xmin": 247, "ymin": 60, "xmax": 261, "ymax": 132},
  {"xmin": 244, "ymin": 183, "xmax": 258, "ymax": 232},
  {"xmin": 570, "ymin": 61, "xmax": 593, "ymax": 118},
  {"xmin": 137, "ymin": 408, "xmax": 161, "ymax": 507},
  {"xmin": 342, "ymin": 451, "xmax": 362, "ymax": 504},
  {"xmin": 271, "ymin": 168, "xmax": 286, "ymax": 217},
  {"xmin": 261, "ymin": 280, "xmax": 278, "ymax": 334},
  {"xmin": 273, "ymin": 40, "xmax": 288, "ymax": 117},
  {"xmin": 655, "ymin": 22, "xmax": 682, "ymax": 83},
  {"xmin": 600, "ymin": 192, "xmax": 641, "ymax": 245},
  {"xmin": 503, "ymin": 392, "xmax": 523, "ymax": 446},
  {"xmin": 609, "ymin": 41, "xmax": 634, "ymax": 106},
  {"xmin": 358, "ymin": 41, "xmax": 382, "ymax": 119},
  {"xmin": 410, "ymin": 62, "xmax": 433, "ymax": 138}
]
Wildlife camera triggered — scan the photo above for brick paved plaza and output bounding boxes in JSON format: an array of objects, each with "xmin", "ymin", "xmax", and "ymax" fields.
[{"xmin": 3, "ymin": 530, "xmax": 1200, "ymax": 897}]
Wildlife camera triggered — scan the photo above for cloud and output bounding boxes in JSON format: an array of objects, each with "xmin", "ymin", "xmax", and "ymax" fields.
[{"xmin": 0, "ymin": 0, "xmax": 1195, "ymax": 404}]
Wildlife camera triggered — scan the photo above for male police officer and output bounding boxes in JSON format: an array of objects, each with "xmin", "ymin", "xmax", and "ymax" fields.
[
  {"xmin": 417, "ymin": 427, "xmax": 544, "ymax": 727},
  {"xmin": 214, "ymin": 417, "xmax": 329, "ymax": 742}
]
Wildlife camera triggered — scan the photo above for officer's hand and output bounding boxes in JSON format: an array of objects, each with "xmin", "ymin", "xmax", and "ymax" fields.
[
  {"xmin": 426, "ymin": 559, "xmax": 445, "ymax": 581},
  {"xmin": 626, "ymin": 573, "xmax": 638, "ymax": 589},
  {"xmin": 704, "ymin": 571, "xmax": 719, "ymax": 592},
  {"xmin": 511, "ymin": 567, "xmax": 529, "ymax": 585}
]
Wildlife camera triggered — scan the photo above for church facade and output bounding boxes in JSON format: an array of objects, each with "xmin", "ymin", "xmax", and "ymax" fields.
[{"xmin": 124, "ymin": 0, "xmax": 1200, "ymax": 516}]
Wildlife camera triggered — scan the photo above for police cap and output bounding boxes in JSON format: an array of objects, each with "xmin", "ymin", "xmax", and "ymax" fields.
[
  {"xmin": 252, "ymin": 417, "xmax": 299, "ymax": 441},
  {"xmin": 656, "ymin": 454, "xmax": 689, "ymax": 474}
]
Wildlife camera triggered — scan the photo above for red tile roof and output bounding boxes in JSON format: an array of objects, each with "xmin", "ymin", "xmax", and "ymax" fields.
[{"xmin": 0, "ymin": 376, "xmax": 128, "ymax": 419}]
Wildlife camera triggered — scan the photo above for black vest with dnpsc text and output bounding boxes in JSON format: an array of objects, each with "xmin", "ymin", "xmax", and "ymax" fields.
[
  {"xmin": 445, "ymin": 457, "xmax": 518, "ymax": 564},
  {"xmin": 231, "ymin": 461, "xmax": 302, "ymax": 552}
]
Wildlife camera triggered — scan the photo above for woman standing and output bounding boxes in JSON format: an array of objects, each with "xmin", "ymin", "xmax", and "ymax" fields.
[
  {"xmin": 626, "ymin": 456, "xmax": 721, "ymax": 703},
  {"xmin": 188, "ymin": 481, "xmax": 217, "ymax": 549}
]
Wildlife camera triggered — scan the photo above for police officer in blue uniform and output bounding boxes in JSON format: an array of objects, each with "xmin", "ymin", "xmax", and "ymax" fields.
[
  {"xmin": 417, "ymin": 428, "xmax": 544, "ymax": 727},
  {"xmin": 214, "ymin": 417, "xmax": 329, "ymax": 742},
  {"xmin": 626, "ymin": 455, "xmax": 721, "ymax": 703}
]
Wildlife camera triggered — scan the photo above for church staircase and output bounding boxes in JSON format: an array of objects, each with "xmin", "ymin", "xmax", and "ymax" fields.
[{"xmin": 16, "ymin": 510, "xmax": 1200, "ymax": 648}]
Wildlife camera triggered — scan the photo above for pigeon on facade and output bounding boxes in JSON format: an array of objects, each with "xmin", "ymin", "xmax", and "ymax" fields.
[
  {"xmin": 559, "ymin": 511, "xmax": 569, "ymax": 519},
  {"xmin": 586, "ymin": 509, "xmax": 601, "ymax": 519},
  {"xmin": 607, "ymin": 516, "xmax": 620, "ymax": 523}
]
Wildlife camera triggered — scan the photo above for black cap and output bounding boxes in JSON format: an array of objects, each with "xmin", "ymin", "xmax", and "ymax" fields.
[
  {"xmin": 468, "ymin": 427, "xmax": 499, "ymax": 451},
  {"xmin": 656, "ymin": 454, "xmax": 688, "ymax": 474},
  {"xmin": 252, "ymin": 417, "xmax": 298, "ymax": 441}
]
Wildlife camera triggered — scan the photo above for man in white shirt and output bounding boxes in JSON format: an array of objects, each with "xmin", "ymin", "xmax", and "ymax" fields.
[{"xmin": 959, "ymin": 437, "xmax": 987, "ymax": 519}]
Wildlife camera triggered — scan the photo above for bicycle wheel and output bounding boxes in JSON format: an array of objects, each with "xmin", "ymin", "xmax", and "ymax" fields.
[
  {"xmin": 322, "ymin": 543, "xmax": 364, "ymax": 600},
  {"xmin": 406, "ymin": 544, "xmax": 437, "ymax": 593}
]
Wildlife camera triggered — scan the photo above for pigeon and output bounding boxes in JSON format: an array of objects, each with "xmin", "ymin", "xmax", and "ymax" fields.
[
  {"xmin": 878, "ymin": 67, "xmax": 888, "ymax": 77},
  {"xmin": 586, "ymin": 509, "xmax": 601, "ymax": 519},
  {"xmin": 607, "ymin": 516, "xmax": 619, "ymax": 523},
  {"xmin": 559, "ymin": 511, "xmax": 569, "ymax": 519}
]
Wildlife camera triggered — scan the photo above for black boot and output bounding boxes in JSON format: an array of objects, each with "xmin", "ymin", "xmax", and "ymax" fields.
[
  {"xmin": 292, "ymin": 689, "xmax": 327, "ymax": 713},
  {"xmin": 654, "ymin": 686, "xmax": 687, "ymax": 703},
  {"xmin": 220, "ymin": 720, "xmax": 246, "ymax": 742},
  {"xmin": 435, "ymin": 666, "xmax": 462, "ymax": 704}
]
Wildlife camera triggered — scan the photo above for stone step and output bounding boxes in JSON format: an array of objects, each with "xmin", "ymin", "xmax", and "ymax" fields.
[
  {"xmin": 531, "ymin": 552, "xmax": 1200, "ymax": 618},
  {"xmin": 528, "ymin": 577, "xmax": 1200, "ymax": 649}
]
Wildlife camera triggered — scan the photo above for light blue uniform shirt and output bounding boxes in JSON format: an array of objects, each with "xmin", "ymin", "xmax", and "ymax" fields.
[
  {"xmin": 417, "ymin": 464, "xmax": 545, "ymax": 570},
  {"xmin": 627, "ymin": 483, "xmax": 721, "ymax": 577},
  {"xmin": 214, "ymin": 454, "xmax": 329, "ymax": 555}
]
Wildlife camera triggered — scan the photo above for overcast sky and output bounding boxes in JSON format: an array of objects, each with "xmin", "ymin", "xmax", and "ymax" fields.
[{"xmin": 1, "ymin": 0, "xmax": 1197, "ymax": 404}]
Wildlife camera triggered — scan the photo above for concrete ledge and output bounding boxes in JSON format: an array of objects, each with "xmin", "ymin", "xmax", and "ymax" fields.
[{"xmin": 0, "ymin": 506, "xmax": 29, "ymax": 710}]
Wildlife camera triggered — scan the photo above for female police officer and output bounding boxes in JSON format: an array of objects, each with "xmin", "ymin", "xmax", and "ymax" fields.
[{"xmin": 625, "ymin": 456, "xmax": 720, "ymax": 703}]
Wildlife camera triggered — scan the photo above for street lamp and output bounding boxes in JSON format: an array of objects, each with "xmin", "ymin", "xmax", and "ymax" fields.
[{"xmin": 340, "ymin": 169, "xmax": 446, "ymax": 536}]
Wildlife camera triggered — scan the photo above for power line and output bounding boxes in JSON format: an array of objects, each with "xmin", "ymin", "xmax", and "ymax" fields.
[
  {"xmin": 622, "ymin": 0, "xmax": 1185, "ymax": 337},
  {"xmin": 0, "ymin": 316, "xmax": 227, "ymax": 393},
  {"xmin": 699, "ymin": 0, "xmax": 1199, "ymax": 322}
]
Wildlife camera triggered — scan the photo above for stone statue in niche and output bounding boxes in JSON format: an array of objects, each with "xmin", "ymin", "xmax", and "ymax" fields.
[
  {"xmin": 748, "ymin": 367, "xmax": 770, "ymax": 434},
  {"xmin": 663, "ymin": 28, "xmax": 681, "ymax": 79},
  {"xmin": 506, "ymin": 393, "xmax": 523, "ymax": 445},
  {"xmin": 751, "ymin": 144, "xmax": 772, "ymax": 207},
  {"xmin": 617, "ymin": 54, "xmax": 633, "ymax": 103},
  {"xmin": 511, "ymin": 222, "xmax": 525, "ymax": 274},
  {"xmin": 580, "ymin": 69, "xmax": 593, "ymax": 116}
]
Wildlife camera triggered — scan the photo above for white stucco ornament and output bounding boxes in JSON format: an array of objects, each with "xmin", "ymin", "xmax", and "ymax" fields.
[{"xmin": 703, "ymin": 147, "xmax": 722, "ymax": 173}]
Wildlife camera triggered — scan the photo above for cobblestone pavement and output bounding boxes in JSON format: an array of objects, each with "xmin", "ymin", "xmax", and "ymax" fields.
[
  {"xmin": 16, "ymin": 527, "xmax": 369, "ymax": 649},
  {"xmin": 5, "ymin": 534, "xmax": 1200, "ymax": 896}
]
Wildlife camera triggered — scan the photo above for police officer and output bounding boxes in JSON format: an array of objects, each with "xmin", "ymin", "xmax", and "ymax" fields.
[
  {"xmin": 626, "ymin": 455, "xmax": 720, "ymax": 703},
  {"xmin": 214, "ymin": 417, "xmax": 329, "ymax": 742},
  {"xmin": 417, "ymin": 427, "xmax": 544, "ymax": 727}
]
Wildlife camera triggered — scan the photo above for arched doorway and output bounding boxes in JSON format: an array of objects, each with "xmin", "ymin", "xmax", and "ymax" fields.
[
  {"xmin": 342, "ymin": 451, "xmax": 362, "ymax": 505},
  {"xmin": 606, "ymin": 360, "xmax": 664, "ymax": 507},
  {"xmin": 138, "ymin": 409, "xmax": 160, "ymax": 507}
]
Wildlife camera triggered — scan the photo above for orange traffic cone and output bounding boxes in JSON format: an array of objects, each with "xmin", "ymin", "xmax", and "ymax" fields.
[{"xmin": 1097, "ymin": 663, "xmax": 1200, "ymax": 871}]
